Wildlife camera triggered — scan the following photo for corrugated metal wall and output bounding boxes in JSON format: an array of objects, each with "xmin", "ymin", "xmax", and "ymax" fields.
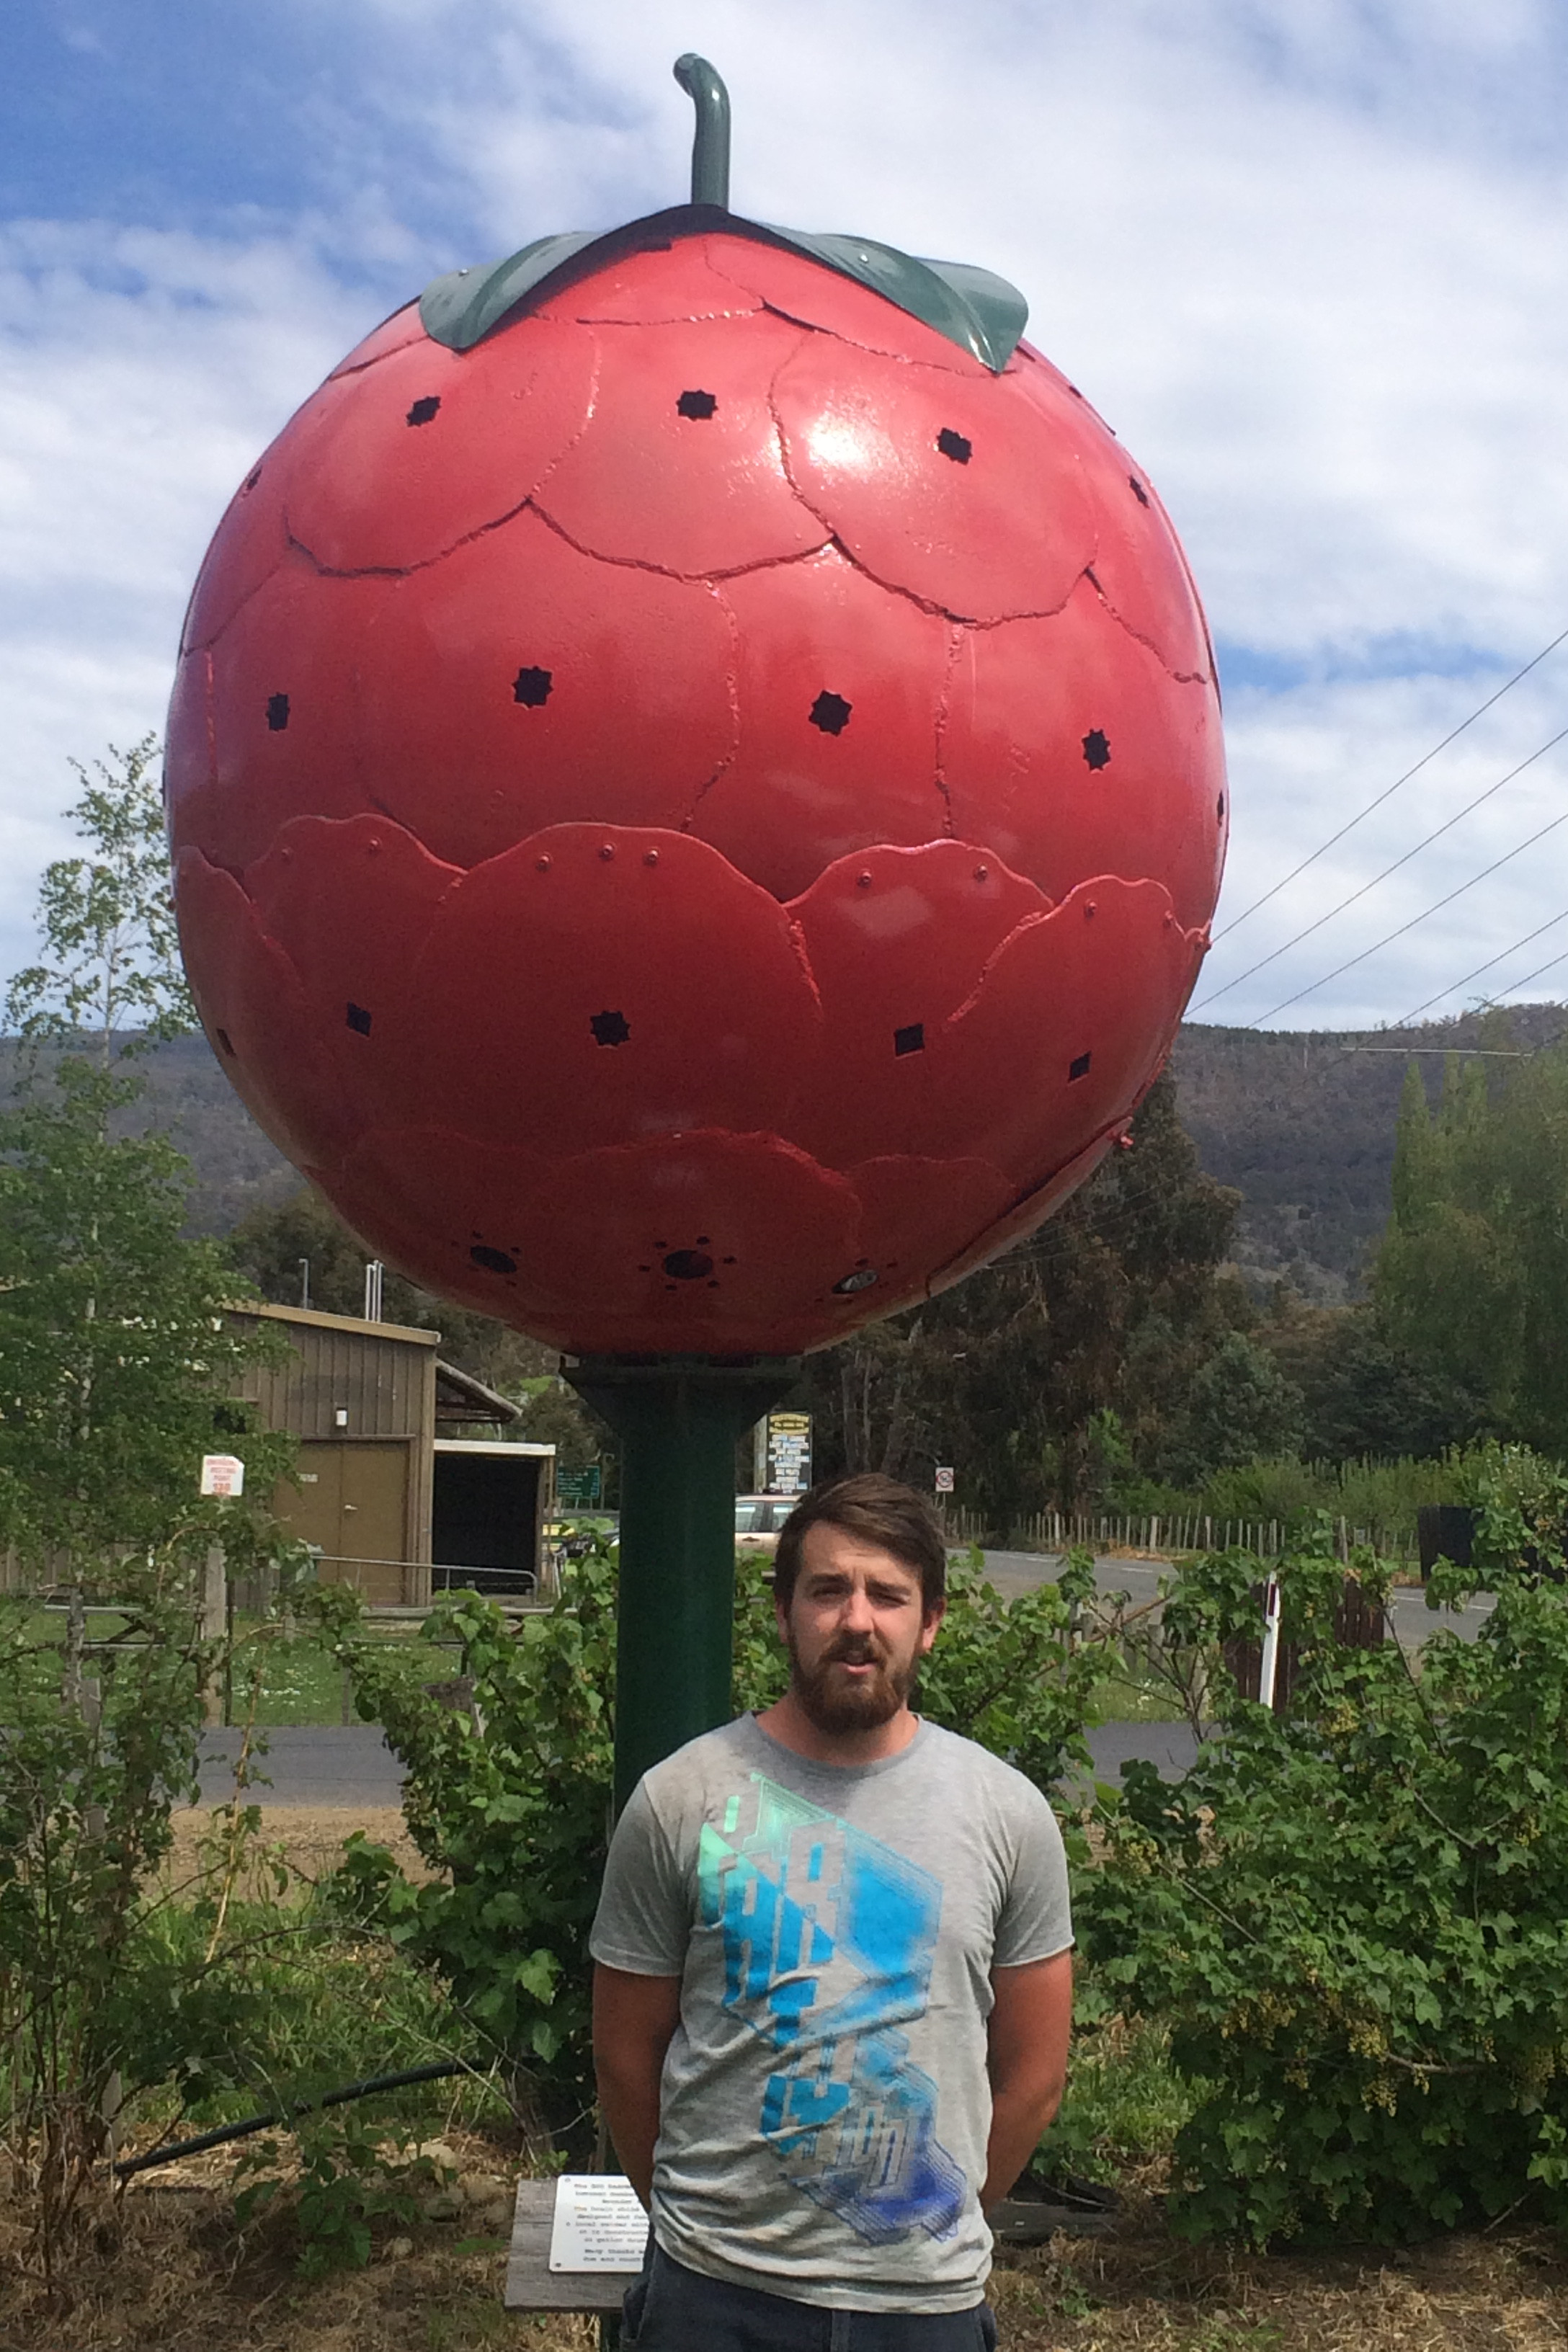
[{"xmin": 233, "ymin": 1307, "xmax": 435, "ymax": 1442}]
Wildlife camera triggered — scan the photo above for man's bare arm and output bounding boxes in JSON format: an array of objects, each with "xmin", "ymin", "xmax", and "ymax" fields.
[
  {"xmin": 592, "ymin": 1963, "xmax": 684, "ymax": 2207},
  {"xmin": 981, "ymin": 1948, "xmax": 1073, "ymax": 2210}
]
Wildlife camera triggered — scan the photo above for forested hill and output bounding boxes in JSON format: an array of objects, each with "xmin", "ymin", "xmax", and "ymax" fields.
[
  {"xmin": 1172, "ymin": 1004, "xmax": 1568, "ymax": 1300},
  {"xmin": 14, "ymin": 1003, "xmax": 1564, "ymax": 1304}
]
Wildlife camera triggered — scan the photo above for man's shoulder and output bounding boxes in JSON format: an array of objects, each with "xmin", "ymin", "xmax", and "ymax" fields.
[
  {"xmin": 636, "ymin": 1715, "xmax": 760, "ymax": 1807},
  {"xmin": 915, "ymin": 1718, "xmax": 1036, "ymax": 1788},
  {"xmin": 915, "ymin": 1721, "xmax": 1061, "ymax": 1819}
]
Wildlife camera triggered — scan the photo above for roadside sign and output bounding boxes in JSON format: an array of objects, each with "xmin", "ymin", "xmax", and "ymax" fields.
[
  {"xmin": 558, "ymin": 1464, "xmax": 604, "ymax": 1509},
  {"xmin": 764, "ymin": 1411, "xmax": 812, "ymax": 1496},
  {"xmin": 934, "ymin": 1466, "xmax": 955, "ymax": 1494},
  {"xmin": 200, "ymin": 1453, "xmax": 245, "ymax": 1498}
]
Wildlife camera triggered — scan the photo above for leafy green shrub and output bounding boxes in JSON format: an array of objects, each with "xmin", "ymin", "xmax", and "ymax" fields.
[
  {"xmin": 316, "ymin": 1544, "xmax": 1100, "ymax": 2157},
  {"xmin": 1079, "ymin": 1458, "xmax": 1568, "ymax": 2245},
  {"xmin": 233, "ymin": 2109, "xmax": 454, "ymax": 2275},
  {"xmin": 1035, "ymin": 1966, "xmax": 1195, "ymax": 2188}
]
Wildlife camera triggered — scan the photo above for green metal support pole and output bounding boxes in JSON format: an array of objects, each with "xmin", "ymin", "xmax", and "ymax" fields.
[{"xmin": 565, "ymin": 1356, "xmax": 797, "ymax": 1813}]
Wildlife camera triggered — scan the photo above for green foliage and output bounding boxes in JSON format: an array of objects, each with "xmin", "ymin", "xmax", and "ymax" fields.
[
  {"xmin": 0, "ymin": 1058, "xmax": 295, "ymax": 1569},
  {"xmin": 0, "ymin": 1589, "xmax": 264, "ymax": 2277},
  {"xmin": 1079, "ymin": 1471, "xmax": 1568, "ymax": 2246},
  {"xmin": 1257, "ymin": 1292, "xmax": 1484, "ymax": 1462},
  {"xmin": 233, "ymin": 2112, "xmax": 453, "ymax": 2276},
  {"xmin": 1154, "ymin": 1332, "xmax": 1302, "ymax": 1487},
  {"xmin": 1376, "ymin": 1041, "xmax": 1568, "ymax": 1451},
  {"xmin": 317, "ymin": 1544, "xmax": 1098, "ymax": 2156},
  {"xmin": 798, "ymin": 1074, "xmax": 1249, "ymax": 1523},
  {"xmin": 2, "ymin": 736, "xmax": 194, "ymax": 1056},
  {"xmin": 0, "ymin": 742, "xmax": 306, "ymax": 2278},
  {"xmin": 313, "ymin": 1557, "xmax": 620, "ymax": 2154},
  {"xmin": 1036, "ymin": 1979, "xmax": 1195, "ymax": 2186}
]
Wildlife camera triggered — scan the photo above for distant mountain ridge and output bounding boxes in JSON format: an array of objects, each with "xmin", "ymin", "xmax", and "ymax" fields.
[
  {"xmin": 1172, "ymin": 1004, "xmax": 1568, "ymax": 1301},
  {"xmin": 9, "ymin": 1004, "xmax": 1564, "ymax": 1304}
]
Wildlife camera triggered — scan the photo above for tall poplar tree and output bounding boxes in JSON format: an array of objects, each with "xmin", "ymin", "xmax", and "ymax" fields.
[
  {"xmin": 1376, "ymin": 1042, "xmax": 1568, "ymax": 1453},
  {"xmin": 0, "ymin": 740, "xmax": 288, "ymax": 1579}
]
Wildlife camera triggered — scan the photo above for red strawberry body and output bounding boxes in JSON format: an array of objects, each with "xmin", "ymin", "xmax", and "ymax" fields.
[{"xmin": 166, "ymin": 224, "xmax": 1225, "ymax": 1355}]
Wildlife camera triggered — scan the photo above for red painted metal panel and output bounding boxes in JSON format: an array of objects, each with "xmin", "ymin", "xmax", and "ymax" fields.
[
  {"xmin": 770, "ymin": 338, "xmax": 1097, "ymax": 623},
  {"xmin": 690, "ymin": 543, "xmax": 950, "ymax": 901},
  {"xmin": 941, "ymin": 576, "xmax": 1226, "ymax": 931},
  {"xmin": 167, "ymin": 227, "xmax": 1226, "ymax": 1355},
  {"xmin": 533, "ymin": 311, "xmax": 825, "ymax": 574}
]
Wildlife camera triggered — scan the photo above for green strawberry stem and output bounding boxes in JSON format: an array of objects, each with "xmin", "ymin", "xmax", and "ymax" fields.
[{"xmin": 674, "ymin": 54, "xmax": 731, "ymax": 209}]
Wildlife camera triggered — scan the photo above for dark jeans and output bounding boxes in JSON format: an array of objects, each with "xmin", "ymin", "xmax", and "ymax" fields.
[{"xmin": 623, "ymin": 2243, "xmax": 999, "ymax": 2351}]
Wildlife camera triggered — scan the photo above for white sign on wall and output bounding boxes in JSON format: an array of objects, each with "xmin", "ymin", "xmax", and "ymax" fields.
[{"xmin": 200, "ymin": 1454, "xmax": 245, "ymax": 1498}]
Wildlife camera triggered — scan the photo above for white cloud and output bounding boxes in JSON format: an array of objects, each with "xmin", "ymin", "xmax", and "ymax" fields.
[{"xmin": 0, "ymin": 214, "xmax": 396, "ymax": 963}]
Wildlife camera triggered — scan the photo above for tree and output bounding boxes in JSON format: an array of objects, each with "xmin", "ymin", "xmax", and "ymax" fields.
[
  {"xmin": 3, "ymin": 735, "xmax": 193, "ymax": 1059},
  {"xmin": 1257, "ymin": 1288, "xmax": 1484, "ymax": 1461},
  {"xmin": 0, "ymin": 749, "xmax": 299, "ymax": 2273},
  {"xmin": 797, "ymin": 1074, "xmax": 1248, "ymax": 1524},
  {"xmin": 1156, "ymin": 1329, "xmax": 1302, "ymax": 1486},
  {"xmin": 1375, "ymin": 1044, "xmax": 1568, "ymax": 1452},
  {"xmin": 0, "ymin": 738, "xmax": 292, "ymax": 1573}
]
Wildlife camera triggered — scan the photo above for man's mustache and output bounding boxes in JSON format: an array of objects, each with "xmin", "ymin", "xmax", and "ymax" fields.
[{"xmin": 823, "ymin": 1637, "xmax": 885, "ymax": 1666}]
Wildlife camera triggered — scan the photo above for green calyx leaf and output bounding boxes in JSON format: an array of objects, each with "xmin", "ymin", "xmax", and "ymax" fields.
[{"xmin": 418, "ymin": 204, "xmax": 1028, "ymax": 373}]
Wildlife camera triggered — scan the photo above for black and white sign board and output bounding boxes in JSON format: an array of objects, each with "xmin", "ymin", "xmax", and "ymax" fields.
[
  {"xmin": 505, "ymin": 2175, "xmax": 646, "ymax": 2313},
  {"xmin": 548, "ymin": 2174, "xmax": 649, "ymax": 2271}
]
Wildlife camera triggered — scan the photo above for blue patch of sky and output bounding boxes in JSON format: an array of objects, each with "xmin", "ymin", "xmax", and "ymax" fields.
[
  {"xmin": 1, "ymin": 3, "xmax": 664, "ymax": 298},
  {"xmin": 1, "ymin": 3, "xmax": 349, "ymax": 226},
  {"xmin": 1214, "ymin": 634, "xmax": 1513, "ymax": 696}
]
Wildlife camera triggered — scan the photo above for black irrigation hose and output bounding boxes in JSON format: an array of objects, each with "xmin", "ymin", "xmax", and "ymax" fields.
[{"xmin": 112, "ymin": 2058, "xmax": 468, "ymax": 2179}]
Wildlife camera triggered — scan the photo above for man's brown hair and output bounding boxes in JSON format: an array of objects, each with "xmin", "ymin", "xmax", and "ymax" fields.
[{"xmin": 772, "ymin": 1474, "xmax": 948, "ymax": 1616}]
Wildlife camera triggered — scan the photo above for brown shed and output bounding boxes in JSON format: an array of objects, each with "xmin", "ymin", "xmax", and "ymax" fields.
[{"xmin": 231, "ymin": 1303, "xmax": 437, "ymax": 1605}]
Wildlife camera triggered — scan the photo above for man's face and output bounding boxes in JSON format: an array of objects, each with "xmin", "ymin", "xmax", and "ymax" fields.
[{"xmin": 778, "ymin": 1522, "xmax": 943, "ymax": 1736}]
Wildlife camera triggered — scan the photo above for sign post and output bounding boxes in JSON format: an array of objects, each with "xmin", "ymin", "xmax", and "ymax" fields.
[{"xmin": 566, "ymin": 1358, "xmax": 796, "ymax": 1814}]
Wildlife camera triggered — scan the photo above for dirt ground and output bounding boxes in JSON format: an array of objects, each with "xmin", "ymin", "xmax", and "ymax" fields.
[
  {"xmin": 6, "ymin": 2169, "xmax": 1567, "ymax": 2352},
  {"xmin": 163, "ymin": 1804, "xmax": 439, "ymax": 1894}
]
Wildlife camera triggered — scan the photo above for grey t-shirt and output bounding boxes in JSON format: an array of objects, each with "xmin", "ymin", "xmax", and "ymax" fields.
[{"xmin": 590, "ymin": 1713, "xmax": 1072, "ymax": 2313}]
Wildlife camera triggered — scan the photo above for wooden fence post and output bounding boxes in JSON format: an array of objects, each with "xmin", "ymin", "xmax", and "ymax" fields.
[{"xmin": 201, "ymin": 1546, "xmax": 228, "ymax": 1728}]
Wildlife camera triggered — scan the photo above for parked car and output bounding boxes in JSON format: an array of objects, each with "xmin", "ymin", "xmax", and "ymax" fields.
[{"xmin": 735, "ymin": 1494, "xmax": 801, "ymax": 1556}]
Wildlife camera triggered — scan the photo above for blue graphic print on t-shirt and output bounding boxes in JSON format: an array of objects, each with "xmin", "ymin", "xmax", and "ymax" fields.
[{"xmin": 697, "ymin": 1773, "xmax": 966, "ymax": 2245}]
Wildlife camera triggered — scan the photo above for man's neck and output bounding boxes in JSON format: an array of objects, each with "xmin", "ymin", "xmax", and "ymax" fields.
[{"xmin": 754, "ymin": 1689, "xmax": 922, "ymax": 1768}]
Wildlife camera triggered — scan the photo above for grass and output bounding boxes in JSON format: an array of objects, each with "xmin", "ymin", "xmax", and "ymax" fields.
[
  {"xmin": 1089, "ymin": 1666, "xmax": 1185, "ymax": 1725},
  {"xmin": 226, "ymin": 1623, "xmax": 458, "ymax": 1728},
  {"xmin": 131, "ymin": 1882, "xmax": 513, "ymax": 2142}
]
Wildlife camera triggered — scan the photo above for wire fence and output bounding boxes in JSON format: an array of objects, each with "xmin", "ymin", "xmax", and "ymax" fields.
[{"xmin": 945, "ymin": 1507, "xmax": 1418, "ymax": 1564}]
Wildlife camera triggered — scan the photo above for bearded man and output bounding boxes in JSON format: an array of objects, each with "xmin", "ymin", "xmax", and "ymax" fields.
[{"xmin": 591, "ymin": 1471, "xmax": 1073, "ymax": 2349}]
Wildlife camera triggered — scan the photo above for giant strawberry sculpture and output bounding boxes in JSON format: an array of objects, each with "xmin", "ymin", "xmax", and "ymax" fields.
[{"xmin": 167, "ymin": 57, "xmax": 1225, "ymax": 1357}]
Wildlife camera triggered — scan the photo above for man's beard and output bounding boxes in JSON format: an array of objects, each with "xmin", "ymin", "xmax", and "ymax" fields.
[{"xmin": 786, "ymin": 1630, "xmax": 919, "ymax": 1735}]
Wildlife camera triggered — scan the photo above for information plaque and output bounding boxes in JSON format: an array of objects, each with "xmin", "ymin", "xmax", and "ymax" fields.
[{"xmin": 547, "ymin": 2175, "xmax": 648, "ymax": 2273}]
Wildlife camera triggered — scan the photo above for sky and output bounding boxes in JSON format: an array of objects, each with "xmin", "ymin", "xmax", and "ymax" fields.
[{"xmin": 3, "ymin": 0, "xmax": 1568, "ymax": 1033}]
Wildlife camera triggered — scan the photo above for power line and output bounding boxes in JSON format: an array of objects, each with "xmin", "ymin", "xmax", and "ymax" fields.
[
  {"xmin": 1193, "ymin": 721, "xmax": 1568, "ymax": 1013},
  {"xmin": 1211, "ymin": 620, "xmax": 1568, "ymax": 947},
  {"xmin": 1249, "ymin": 794, "xmax": 1568, "ymax": 1028},
  {"xmin": 1487, "ymin": 940, "xmax": 1568, "ymax": 1002},
  {"xmin": 1371, "ymin": 902, "xmax": 1568, "ymax": 1033}
]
